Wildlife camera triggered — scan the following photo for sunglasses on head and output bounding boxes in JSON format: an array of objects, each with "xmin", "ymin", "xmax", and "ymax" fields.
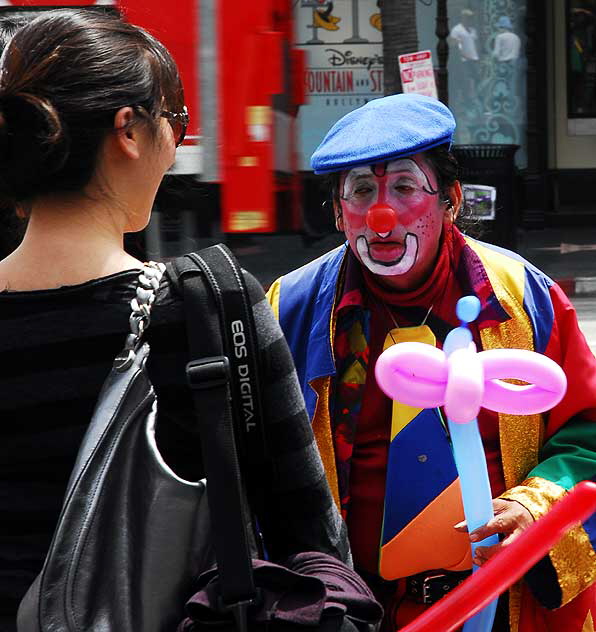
[{"xmin": 160, "ymin": 105, "xmax": 189, "ymax": 147}]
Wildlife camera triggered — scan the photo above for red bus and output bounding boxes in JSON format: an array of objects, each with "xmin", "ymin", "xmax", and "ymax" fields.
[{"xmin": 0, "ymin": 0, "xmax": 307, "ymax": 251}]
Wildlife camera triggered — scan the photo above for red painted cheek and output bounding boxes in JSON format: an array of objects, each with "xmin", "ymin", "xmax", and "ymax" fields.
[
  {"xmin": 409, "ymin": 211, "xmax": 442, "ymax": 267},
  {"xmin": 397, "ymin": 199, "xmax": 433, "ymax": 226},
  {"xmin": 342, "ymin": 206, "xmax": 367, "ymax": 230}
]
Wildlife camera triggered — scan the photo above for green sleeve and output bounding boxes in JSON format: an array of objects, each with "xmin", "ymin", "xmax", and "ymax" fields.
[{"xmin": 529, "ymin": 415, "xmax": 596, "ymax": 489}]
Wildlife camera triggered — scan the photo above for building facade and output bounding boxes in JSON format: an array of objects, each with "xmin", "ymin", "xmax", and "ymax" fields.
[{"xmin": 297, "ymin": 1, "xmax": 596, "ymax": 232}]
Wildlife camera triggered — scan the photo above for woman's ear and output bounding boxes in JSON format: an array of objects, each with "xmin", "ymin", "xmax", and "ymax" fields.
[
  {"xmin": 112, "ymin": 106, "xmax": 141, "ymax": 160},
  {"xmin": 334, "ymin": 203, "xmax": 344, "ymax": 231},
  {"xmin": 446, "ymin": 181, "xmax": 463, "ymax": 221}
]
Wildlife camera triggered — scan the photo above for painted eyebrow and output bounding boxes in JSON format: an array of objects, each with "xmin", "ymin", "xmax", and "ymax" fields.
[
  {"xmin": 344, "ymin": 167, "xmax": 374, "ymax": 180},
  {"xmin": 348, "ymin": 173, "xmax": 375, "ymax": 183},
  {"xmin": 386, "ymin": 159, "xmax": 438, "ymax": 194},
  {"xmin": 341, "ymin": 170, "xmax": 375, "ymax": 198}
]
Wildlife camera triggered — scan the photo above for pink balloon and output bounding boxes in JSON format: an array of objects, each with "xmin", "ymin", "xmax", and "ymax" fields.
[
  {"xmin": 375, "ymin": 342, "xmax": 447, "ymax": 409},
  {"xmin": 374, "ymin": 342, "xmax": 567, "ymax": 422},
  {"xmin": 445, "ymin": 345, "xmax": 484, "ymax": 423},
  {"xmin": 480, "ymin": 349, "xmax": 567, "ymax": 414}
]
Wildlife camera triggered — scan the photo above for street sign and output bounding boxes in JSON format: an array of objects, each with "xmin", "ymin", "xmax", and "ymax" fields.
[{"xmin": 398, "ymin": 50, "xmax": 437, "ymax": 99}]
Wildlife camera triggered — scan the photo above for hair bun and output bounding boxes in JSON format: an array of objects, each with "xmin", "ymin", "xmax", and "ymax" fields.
[{"xmin": 0, "ymin": 91, "xmax": 70, "ymax": 203}]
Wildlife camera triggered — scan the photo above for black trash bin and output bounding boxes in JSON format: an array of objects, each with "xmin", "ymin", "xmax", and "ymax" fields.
[{"xmin": 451, "ymin": 144, "xmax": 519, "ymax": 251}]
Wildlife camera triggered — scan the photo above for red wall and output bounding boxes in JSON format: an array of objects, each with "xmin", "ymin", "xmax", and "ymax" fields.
[
  {"xmin": 219, "ymin": 0, "xmax": 283, "ymax": 232},
  {"xmin": 119, "ymin": 0, "xmax": 199, "ymax": 142}
]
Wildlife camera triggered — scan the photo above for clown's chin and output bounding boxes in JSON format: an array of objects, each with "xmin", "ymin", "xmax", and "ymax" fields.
[{"xmin": 357, "ymin": 233, "xmax": 419, "ymax": 276}]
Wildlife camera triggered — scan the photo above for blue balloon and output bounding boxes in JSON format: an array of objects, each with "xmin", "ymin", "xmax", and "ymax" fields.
[
  {"xmin": 443, "ymin": 326, "xmax": 472, "ymax": 357},
  {"xmin": 448, "ymin": 419, "xmax": 499, "ymax": 632},
  {"xmin": 447, "ymin": 297, "xmax": 498, "ymax": 632},
  {"xmin": 456, "ymin": 295, "xmax": 481, "ymax": 324}
]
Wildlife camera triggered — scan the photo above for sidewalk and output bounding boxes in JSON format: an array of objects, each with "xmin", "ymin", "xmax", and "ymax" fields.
[
  {"xmin": 223, "ymin": 226, "xmax": 596, "ymax": 296},
  {"xmin": 517, "ymin": 226, "xmax": 596, "ymax": 297}
]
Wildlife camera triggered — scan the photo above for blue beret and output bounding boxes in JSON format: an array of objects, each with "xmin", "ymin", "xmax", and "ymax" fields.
[{"xmin": 310, "ymin": 93, "xmax": 456, "ymax": 174}]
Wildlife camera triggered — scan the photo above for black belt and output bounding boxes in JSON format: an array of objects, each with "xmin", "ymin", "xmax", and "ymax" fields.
[{"xmin": 405, "ymin": 569, "xmax": 471, "ymax": 604}]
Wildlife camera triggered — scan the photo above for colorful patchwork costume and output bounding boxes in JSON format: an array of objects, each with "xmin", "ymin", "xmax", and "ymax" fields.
[{"xmin": 268, "ymin": 233, "xmax": 596, "ymax": 631}]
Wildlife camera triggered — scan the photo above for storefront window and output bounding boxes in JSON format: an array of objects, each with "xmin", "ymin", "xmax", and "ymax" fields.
[
  {"xmin": 567, "ymin": 0, "xmax": 596, "ymax": 117},
  {"xmin": 418, "ymin": 1, "xmax": 528, "ymax": 167},
  {"xmin": 295, "ymin": 1, "xmax": 529, "ymax": 169}
]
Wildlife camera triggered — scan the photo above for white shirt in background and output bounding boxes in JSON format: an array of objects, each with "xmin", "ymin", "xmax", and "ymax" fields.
[
  {"xmin": 493, "ymin": 31, "xmax": 521, "ymax": 61},
  {"xmin": 450, "ymin": 23, "xmax": 479, "ymax": 61}
]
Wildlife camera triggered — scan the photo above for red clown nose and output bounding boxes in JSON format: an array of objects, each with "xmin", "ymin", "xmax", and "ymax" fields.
[{"xmin": 366, "ymin": 204, "xmax": 398, "ymax": 234}]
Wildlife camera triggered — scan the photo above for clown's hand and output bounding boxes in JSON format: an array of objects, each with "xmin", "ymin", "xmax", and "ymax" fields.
[{"xmin": 454, "ymin": 498, "xmax": 535, "ymax": 566}]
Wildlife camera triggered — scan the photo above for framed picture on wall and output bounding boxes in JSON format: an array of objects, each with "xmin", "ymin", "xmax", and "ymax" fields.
[{"xmin": 462, "ymin": 184, "xmax": 496, "ymax": 221}]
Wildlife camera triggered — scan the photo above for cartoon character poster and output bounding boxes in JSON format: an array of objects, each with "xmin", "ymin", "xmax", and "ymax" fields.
[{"xmin": 295, "ymin": 0, "xmax": 384, "ymax": 170}]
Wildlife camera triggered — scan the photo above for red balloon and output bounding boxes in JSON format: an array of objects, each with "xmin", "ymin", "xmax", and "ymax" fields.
[
  {"xmin": 399, "ymin": 481, "xmax": 596, "ymax": 632},
  {"xmin": 366, "ymin": 204, "xmax": 397, "ymax": 233}
]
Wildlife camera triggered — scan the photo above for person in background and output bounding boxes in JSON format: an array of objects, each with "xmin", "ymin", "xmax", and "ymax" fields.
[
  {"xmin": 568, "ymin": 7, "xmax": 595, "ymax": 114},
  {"xmin": 267, "ymin": 93, "xmax": 596, "ymax": 631},
  {"xmin": 449, "ymin": 8, "xmax": 480, "ymax": 101},
  {"xmin": 493, "ymin": 16, "xmax": 521, "ymax": 63},
  {"xmin": 0, "ymin": 10, "xmax": 355, "ymax": 631}
]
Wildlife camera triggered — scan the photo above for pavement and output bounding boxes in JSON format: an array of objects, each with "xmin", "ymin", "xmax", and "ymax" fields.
[{"xmin": 516, "ymin": 226, "xmax": 596, "ymax": 298}]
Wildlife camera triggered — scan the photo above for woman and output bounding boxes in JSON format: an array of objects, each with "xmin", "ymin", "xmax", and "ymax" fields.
[{"xmin": 0, "ymin": 10, "xmax": 358, "ymax": 631}]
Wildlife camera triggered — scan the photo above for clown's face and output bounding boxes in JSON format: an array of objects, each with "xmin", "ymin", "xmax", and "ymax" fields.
[{"xmin": 338, "ymin": 153, "xmax": 451, "ymax": 290}]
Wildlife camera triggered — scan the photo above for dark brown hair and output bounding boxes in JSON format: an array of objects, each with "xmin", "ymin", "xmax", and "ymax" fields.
[
  {"xmin": 423, "ymin": 144, "xmax": 459, "ymax": 198},
  {"xmin": 0, "ymin": 9, "xmax": 184, "ymax": 205},
  {"xmin": 0, "ymin": 11, "xmax": 39, "ymax": 257},
  {"xmin": 424, "ymin": 144, "xmax": 484, "ymax": 237},
  {"xmin": 0, "ymin": 12, "xmax": 36, "ymax": 51}
]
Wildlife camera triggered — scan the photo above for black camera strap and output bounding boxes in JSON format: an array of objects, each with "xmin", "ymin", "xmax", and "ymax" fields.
[{"xmin": 175, "ymin": 244, "xmax": 266, "ymax": 632}]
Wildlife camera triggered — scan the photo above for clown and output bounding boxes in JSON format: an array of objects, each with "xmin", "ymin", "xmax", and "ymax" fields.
[{"xmin": 267, "ymin": 94, "xmax": 596, "ymax": 631}]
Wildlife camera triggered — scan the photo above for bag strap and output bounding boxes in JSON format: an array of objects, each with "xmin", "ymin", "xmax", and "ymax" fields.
[
  {"xmin": 175, "ymin": 244, "xmax": 265, "ymax": 632},
  {"xmin": 188, "ymin": 246, "xmax": 266, "ymax": 467}
]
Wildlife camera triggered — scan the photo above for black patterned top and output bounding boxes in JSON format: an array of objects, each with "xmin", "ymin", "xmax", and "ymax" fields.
[{"xmin": 0, "ymin": 263, "xmax": 349, "ymax": 630}]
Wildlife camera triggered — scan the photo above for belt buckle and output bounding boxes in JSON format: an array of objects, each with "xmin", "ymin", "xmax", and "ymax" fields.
[
  {"xmin": 422, "ymin": 572, "xmax": 450, "ymax": 604},
  {"xmin": 406, "ymin": 571, "xmax": 469, "ymax": 604}
]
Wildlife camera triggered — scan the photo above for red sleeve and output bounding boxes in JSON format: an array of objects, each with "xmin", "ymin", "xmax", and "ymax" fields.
[{"xmin": 543, "ymin": 283, "xmax": 596, "ymax": 436}]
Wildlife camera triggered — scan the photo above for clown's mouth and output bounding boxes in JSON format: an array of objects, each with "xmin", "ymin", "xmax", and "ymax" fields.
[{"xmin": 359, "ymin": 232, "xmax": 419, "ymax": 267}]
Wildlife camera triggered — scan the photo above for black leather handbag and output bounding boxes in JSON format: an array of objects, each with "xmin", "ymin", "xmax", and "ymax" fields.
[
  {"xmin": 17, "ymin": 245, "xmax": 383, "ymax": 632},
  {"xmin": 17, "ymin": 245, "xmax": 266, "ymax": 632}
]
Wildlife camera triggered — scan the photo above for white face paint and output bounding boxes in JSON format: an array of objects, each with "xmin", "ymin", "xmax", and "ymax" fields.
[
  {"xmin": 338, "ymin": 153, "xmax": 445, "ymax": 289},
  {"xmin": 355, "ymin": 232, "xmax": 419, "ymax": 276},
  {"xmin": 341, "ymin": 159, "xmax": 438, "ymax": 217}
]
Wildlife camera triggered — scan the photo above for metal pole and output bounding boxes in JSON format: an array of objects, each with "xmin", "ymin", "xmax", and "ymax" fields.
[
  {"xmin": 435, "ymin": 0, "xmax": 449, "ymax": 105},
  {"xmin": 343, "ymin": 0, "xmax": 368, "ymax": 44},
  {"xmin": 306, "ymin": 9, "xmax": 324, "ymax": 45},
  {"xmin": 198, "ymin": 0, "xmax": 219, "ymax": 180}
]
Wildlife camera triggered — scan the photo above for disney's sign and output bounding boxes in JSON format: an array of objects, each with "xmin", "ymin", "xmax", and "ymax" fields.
[{"xmin": 326, "ymin": 48, "xmax": 384, "ymax": 71}]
